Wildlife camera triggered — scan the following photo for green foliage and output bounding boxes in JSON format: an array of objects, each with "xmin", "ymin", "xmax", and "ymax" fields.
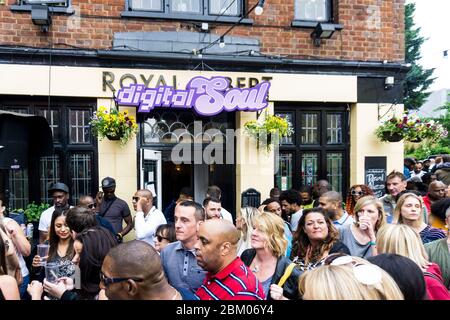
[
  {"xmin": 244, "ymin": 112, "xmax": 293, "ymax": 153},
  {"xmin": 404, "ymin": 3, "xmax": 436, "ymax": 110},
  {"xmin": 24, "ymin": 202, "xmax": 50, "ymax": 223},
  {"xmin": 405, "ymin": 144, "xmax": 450, "ymax": 161}
]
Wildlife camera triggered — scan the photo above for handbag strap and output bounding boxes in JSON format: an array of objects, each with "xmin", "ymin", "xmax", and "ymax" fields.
[{"xmin": 277, "ymin": 263, "xmax": 296, "ymax": 287}]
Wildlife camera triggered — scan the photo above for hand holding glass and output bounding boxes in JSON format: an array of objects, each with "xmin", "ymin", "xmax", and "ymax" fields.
[
  {"xmin": 45, "ymin": 262, "xmax": 59, "ymax": 284},
  {"xmin": 37, "ymin": 244, "xmax": 50, "ymax": 266}
]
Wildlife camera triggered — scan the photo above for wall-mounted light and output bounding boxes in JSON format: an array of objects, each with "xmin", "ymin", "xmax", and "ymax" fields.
[
  {"xmin": 219, "ymin": 36, "xmax": 225, "ymax": 48},
  {"xmin": 31, "ymin": 4, "xmax": 52, "ymax": 33},
  {"xmin": 311, "ymin": 22, "xmax": 336, "ymax": 47},
  {"xmin": 255, "ymin": 0, "xmax": 265, "ymax": 16},
  {"xmin": 385, "ymin": 76, "xmax": 395, "ymax": 90}
]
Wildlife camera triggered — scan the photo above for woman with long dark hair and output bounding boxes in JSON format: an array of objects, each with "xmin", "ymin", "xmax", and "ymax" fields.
[
  {"xmin": 30, "ymin": 208, "xmax": 75, "ymax": 282},
  {"xmin": 291, "ymin": 207, "xmax": 349, "ymax": 271}
]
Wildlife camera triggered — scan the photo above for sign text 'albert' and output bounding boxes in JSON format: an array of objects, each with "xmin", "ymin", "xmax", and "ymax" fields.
[{"xmin": 115, "ymin": 76, "xmax": 270, "ymax": 116}]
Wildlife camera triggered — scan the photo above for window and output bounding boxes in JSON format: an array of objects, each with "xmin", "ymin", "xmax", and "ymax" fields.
[
  {"xmin": 11, "ymin": 0, "xmax": 74, "ymax": 14},
  {"xmin": 275, "ymin": 104, "xmax": 349, "ymax": 194},
  {"xmin": 295, "ymin": 0, "xmax": 331, "ymax": 22},
  {"xmin": 124, "ymin": 0, "xmax": 249, "ymax": 23},
  {"xmin": 20, "ymin": 0, "xmax": 69, "ymax": 6},
  {"xmin": 0, "ymin": 99, "xmax": 98, "ymax": 210}
]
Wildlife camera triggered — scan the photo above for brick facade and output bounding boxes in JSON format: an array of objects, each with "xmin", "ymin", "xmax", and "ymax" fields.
[{"xmin": 0, "ymin": 0, "xmax": 404, "ymax": 62}]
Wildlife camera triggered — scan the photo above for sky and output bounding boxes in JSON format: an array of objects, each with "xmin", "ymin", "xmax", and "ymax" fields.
[{"xmin": 406, "ymin": 0, "xmax": 450, "ymax": 91}]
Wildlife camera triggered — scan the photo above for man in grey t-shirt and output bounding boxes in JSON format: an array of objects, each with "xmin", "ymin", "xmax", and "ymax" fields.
[{"xmin": 160, "ymin": 200, "xmax": 206, "ymax": 293}]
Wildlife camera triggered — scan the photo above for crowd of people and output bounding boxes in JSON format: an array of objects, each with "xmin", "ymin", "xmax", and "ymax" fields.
[{"xmin": 0, "ymin": 154, "xmax": 450, "ymax": 300}]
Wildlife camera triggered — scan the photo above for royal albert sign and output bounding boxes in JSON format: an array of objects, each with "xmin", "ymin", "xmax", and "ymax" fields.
[{"xmin": 115, "ymin": 76, "xmax": 270, "ymax": 116}]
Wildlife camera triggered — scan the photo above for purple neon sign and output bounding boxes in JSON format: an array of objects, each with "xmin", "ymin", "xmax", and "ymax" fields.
[{"xmin": 115, "ymin": 76, "xmax": 270, "ymax": 116}]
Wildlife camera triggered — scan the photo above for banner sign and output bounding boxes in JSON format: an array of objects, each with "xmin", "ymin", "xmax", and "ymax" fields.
[{"xmin": 115, "ymin": 76, "xmax": 270, "ymax": 116}]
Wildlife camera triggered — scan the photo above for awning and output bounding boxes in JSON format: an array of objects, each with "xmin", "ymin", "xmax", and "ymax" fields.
[{"xmin": 0, "ymin": 111, "xmax": 54, "ymax": 170}]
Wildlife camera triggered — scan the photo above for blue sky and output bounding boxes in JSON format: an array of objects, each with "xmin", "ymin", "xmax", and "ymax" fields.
[{"xmin": 407, "ymin": 0, "xmax": 450, "ymax": 91}]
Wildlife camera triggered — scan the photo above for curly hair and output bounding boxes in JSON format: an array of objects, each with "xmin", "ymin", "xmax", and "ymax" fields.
[
  {"xmin": 345, "ymin": 184, "xmax": 375, "ymax": 216},
  {"xmin": 291, "ymin": 207, "xmax": 339, "ymax": 264}
]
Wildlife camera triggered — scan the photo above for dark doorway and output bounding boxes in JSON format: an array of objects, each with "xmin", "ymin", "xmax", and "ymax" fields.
[{"xmin": 161, "ymin": 154, "xmax": 192, "ymax": 211}]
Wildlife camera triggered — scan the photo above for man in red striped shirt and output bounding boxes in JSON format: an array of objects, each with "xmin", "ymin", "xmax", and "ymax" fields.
[{"xmin": 194, "ymin": 219, "xmax": 264, "ymax": 300}]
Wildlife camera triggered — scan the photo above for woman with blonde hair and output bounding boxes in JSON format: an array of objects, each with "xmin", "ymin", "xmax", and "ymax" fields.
[
  {"xmin": 377, "ymin": 223, "xmax": 450, "ymax": 300},
  {"xmin": 298, "ymin": 255, "xmax": 404, "ymax": 300},
  {"xmin": 393, "ymin": 192, "xmax": 445, "ymax": 244},
  {"xmin": 241, "ymin": 212, "xmax": 301, "ymax": 300},
  {"xmin": 339, "ymin": 196, "xmax": 386, "ymax": 259},
  {"xmin": 236, "ymin": 207, "xmax": 259, "ymax": 256}
]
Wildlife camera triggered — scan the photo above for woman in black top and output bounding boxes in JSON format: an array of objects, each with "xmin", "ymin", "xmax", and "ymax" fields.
[
  {"xmin": 241, "ymin": 212, "xmax": 301, "ymax": 300},
  {"xmin": 291, "ymin": 207, "xmax": 350, "ymax": 271}
]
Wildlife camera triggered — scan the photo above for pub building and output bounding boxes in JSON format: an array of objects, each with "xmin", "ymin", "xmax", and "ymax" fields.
[{"xmin": 0, "ymin": 1, "xmax": 408, "ymax": 224}]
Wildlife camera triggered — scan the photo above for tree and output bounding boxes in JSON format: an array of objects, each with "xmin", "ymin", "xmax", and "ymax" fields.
[{"xmin": 403, "ymin": 3, "xmax": 435, "ymax": 110}]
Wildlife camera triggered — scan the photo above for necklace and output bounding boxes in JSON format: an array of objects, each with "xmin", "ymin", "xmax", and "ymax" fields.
[{"xmin": 251, "ymin": 264, "xmax": 259, "ymax": 273}]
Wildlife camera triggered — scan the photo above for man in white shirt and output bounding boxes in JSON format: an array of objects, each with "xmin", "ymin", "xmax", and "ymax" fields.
[
  {"xmin": 38, "ymin": 182, "xmax": 71, "ymax": 243},
  {"xmin": 205, "ymin": 185, "xmax": 233, "ymax": 223},
  {"xmin": 203, "ymin": 197, "xmax": 233, "ymax": 223},
  {"xmin": 133, "ymin": 189, "xmax": 166, "ymax": 247}
]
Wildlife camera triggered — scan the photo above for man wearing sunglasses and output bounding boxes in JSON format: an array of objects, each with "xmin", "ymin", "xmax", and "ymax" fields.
[
  {"xmin": 132, "ymin": 189, "xmax": 166, "ymax": 247},
  {"xmin": 100, "ymin": 240, "xmax": 189, "ymax": 300},
  {"xmin": 78, "ymin": 195, "xmax": 115, "ymax": 235}
]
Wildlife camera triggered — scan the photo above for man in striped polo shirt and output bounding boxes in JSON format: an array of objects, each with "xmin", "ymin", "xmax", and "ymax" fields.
[{"xmin": 194, "ymin": 219, "xmax": 264, "ymax": 300}]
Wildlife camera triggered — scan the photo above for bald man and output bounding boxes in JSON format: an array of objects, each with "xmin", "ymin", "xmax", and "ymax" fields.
[
  {"xmin": 194, "ymin": 219, "xmax": 264, "ymax": 300},
  {"xmin": 133, "ymin": 189, "xmax": 166, "ymax": 247},
  {"xmin": 422, "ymin": 181, "xmax": 447, "ymax": 213},
  {"xmin": 319, "ymin": 191, "xmax": 354, "ymax": 228},
  {"xmin": 100, "ymin": 240, "xmax": 188, "ymax": 300}
]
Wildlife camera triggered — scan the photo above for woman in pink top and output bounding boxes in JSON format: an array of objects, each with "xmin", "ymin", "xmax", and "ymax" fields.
[{"xmin": 377, "ymin": 223, "xmax": 450, "ymax": 300}]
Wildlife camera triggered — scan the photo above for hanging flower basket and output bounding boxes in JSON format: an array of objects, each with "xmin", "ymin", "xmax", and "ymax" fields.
[
  {"xmin": 89, "ymin": 106, "xmax": 138, "ymax": 147},
  {"xmin": 381, "ymin": 132, "xmax": 403, "ymax": 142},
  {"xmin": 106, "ymin": 133, "xmax": 122, "ymax": 141},
  {"xmin": 375, "ymin": 112, "xmax": 448, "ymax": 144},
  {"xmin": 244, "ymin": 112, "xmax": 293, "ymax": 153}
]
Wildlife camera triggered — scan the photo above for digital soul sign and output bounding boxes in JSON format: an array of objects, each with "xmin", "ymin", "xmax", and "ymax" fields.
[{"xmin": 115, "ymin": 76, "xmax": 270, "ymax": 116}]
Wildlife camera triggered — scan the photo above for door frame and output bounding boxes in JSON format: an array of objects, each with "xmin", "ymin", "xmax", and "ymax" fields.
[{"xmin": 139, "ymin": 148, "xmax": 163, "ymax": 210}]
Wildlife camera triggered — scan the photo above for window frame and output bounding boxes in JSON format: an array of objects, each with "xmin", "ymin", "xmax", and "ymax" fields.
[
  {"xmin": 291, "ymin": 0, "xmax": 343, "ymax": 30},
  {"xmin": 275, "ymin": 103, "xmax": 350, "ymax": 195},
  {"xmin": 122, "ymin": 0, "xmax": 253, "ymax": 24},
  {"xmin": 11, "ymin": 0, "xmax": 75, "ymax": 14}
]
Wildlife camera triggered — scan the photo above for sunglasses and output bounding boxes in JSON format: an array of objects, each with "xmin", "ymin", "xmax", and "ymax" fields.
[
  {"xmin": 99, "ymin": 270, "xmax": 143, "ymax": 287},
  {"xmin": 132, "ymin": 196, "xmax": 140, "ymax": 203},
  {"xmin": 325, "ymin": 255, "xmax": 382, "ymax": 286},
  {"xmin": 156, "ymin": 235, "xmax": 169, "ymax": 242},
  {"xmin": 351, "ymin": 190, "xmax": 364, "ymax": 196},
  {"xmin": 87, "ymin": 203, "xmax": 96, "ymax": 209}
]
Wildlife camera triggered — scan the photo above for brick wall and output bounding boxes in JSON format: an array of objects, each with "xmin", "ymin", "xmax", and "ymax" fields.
[{"xmin": 0, "ymin": 0, "xmax": 404, "ymax": 62}]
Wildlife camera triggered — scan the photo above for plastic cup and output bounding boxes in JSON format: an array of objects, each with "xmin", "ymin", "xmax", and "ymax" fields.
[
  {"xmin": 37, "ymin": 244, "xmax": 50, "ymax": 266},
  {"xmin": 45, "ymin": 262, "xmax": 59, "ymax": 283}
]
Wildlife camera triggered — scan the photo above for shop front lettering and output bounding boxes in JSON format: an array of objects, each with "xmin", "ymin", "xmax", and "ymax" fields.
[
  {"xmin": 102, "ymin": 71, "xmax": 272, "ymax": 92},
  {"xmin": 115, "ymin": 76, "xmax": 270, "ymax": 116}
]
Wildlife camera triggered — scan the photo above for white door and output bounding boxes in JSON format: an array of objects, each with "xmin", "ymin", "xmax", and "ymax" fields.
[{"xmin": 140, "ymin": 149, "xmax": 162, "ymax": 210}]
